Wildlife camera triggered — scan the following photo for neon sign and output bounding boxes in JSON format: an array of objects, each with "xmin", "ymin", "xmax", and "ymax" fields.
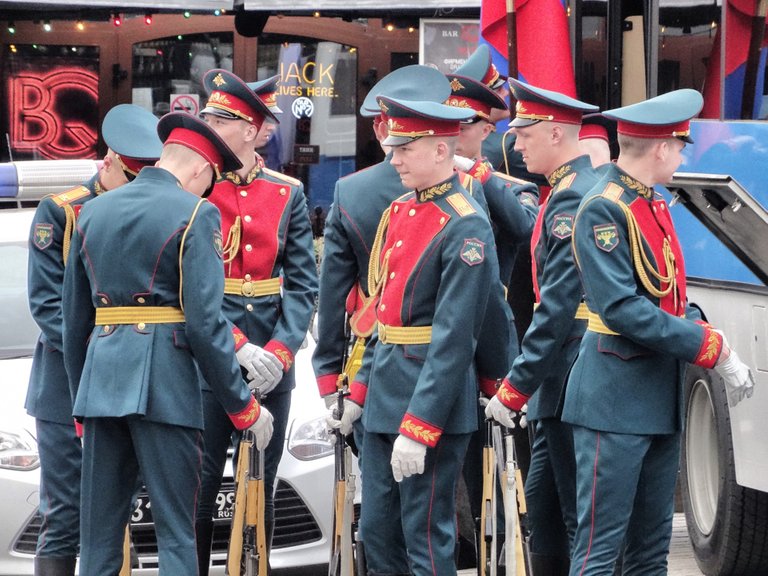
[{"xmin": 8, "ymin": 67, "xmax": 99, "ymax": 159}]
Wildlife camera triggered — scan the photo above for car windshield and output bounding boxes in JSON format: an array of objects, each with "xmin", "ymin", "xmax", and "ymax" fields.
[{"xmin": 0, "ymin": 243, "xmax": 38, "ymax": 359}]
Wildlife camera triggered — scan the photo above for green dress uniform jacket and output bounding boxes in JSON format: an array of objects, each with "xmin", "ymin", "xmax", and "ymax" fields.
[
  {"xmin": 563, "ymin": 163, "xmax": 723, "ymax": 434},
  {"xmin": 208, "ymin": 165, "xmax": 318, "ymax": 386},
  {"xmin": 312, "ymin": 153, "xmax": 406, "ymax": 396},
  {"xmin": 27, "ymin": 174, "xmax": 102, "ymax": 424},
  {"xmin": 350, "ymin": 173, "xmax": 509, "ymax": 444},
  {"xmin": 62, "ymin": 167, "xmax": 258, "ymax": 429},
  {"xmin": 496, "ymin": 155, "xmax": 600, "ymax": 420}
]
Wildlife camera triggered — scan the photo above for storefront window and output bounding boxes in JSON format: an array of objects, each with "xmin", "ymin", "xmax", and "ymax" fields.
[
  {"xmin": 2, "ymin": 44, "xmax": 99, "ymax": 161},
  {"xmin": 131, "ymin": 33, "xmax": 234, "ymax": 117},
  {"xmin": 256, "ymin": 40, "xmax": 358, "ymax": 214}
]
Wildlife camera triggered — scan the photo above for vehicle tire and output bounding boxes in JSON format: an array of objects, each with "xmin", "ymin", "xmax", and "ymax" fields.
[{"xmin": 680, "ymin": 365, "xmax": 768, "ymax": 575}]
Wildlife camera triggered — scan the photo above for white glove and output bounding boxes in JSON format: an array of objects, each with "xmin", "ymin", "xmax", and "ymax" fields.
[
  {"xmin": 247, "ymin": 406, "xmax": 274, "ymax": 451},
  {"xmin": 715, "ymin": 349, "xmax": 755, "ymax": 407},
  {"xmin": 454, "ymin": 154, "xmax": 475, "ymax": 172},
  {"xmin": 236, "ymin": 343, "xmax": 284, "ymax": 395},
  {"xmin": 326, "ymin": 399, "xmax": 363, "ymax": 436},
  {"xmin": 391, "ymin": 435, "xmax": 427, "ymax": 482},
  {"xmin": 484, "ymin": 394, "xmax": 520, "ymax": 429}
]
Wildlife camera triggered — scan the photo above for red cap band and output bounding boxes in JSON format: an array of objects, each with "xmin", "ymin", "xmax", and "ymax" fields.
[
  {"xmin": 445, "ymin": 95, "xmax": 492, "ymax": 120},
  {"xmin": 515, "ymin": 99, "xmax": 583, "ymax": 125},
  {"xmin": 165, "ymin": 127, "xmax": 222, "ymax": 172},
  {"xmin": 616, "ymin": 119, "xmax": 691, "ymax": 140},
  {"xmin": 117, "ymin": 154, "xmax": 153, "ymax": 176},
  {"xmin": 386, "ymin": 115, "xmax": 461, "ymax": 139},
  {"xmin": 206, "ymin": 90, "xmax": 263, "ymax": 126},
  {"xmin": 579, "ymin": 123, "xmax": 609, "ymax": 142}
]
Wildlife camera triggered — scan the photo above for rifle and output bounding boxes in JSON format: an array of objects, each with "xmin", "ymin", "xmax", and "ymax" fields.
[
  {"xmin": 479, "ymin": 418, "xmax": 498, "ymax": 576},
  {"xmin": 329, "ymin": 317, "xmax": 360, "ymax": 576},
  {"xmin": 495, "ymin": 424, "xmax": 530, "ymax": 576},
  {"xmin": 227, "ymin": 393, "xmax": 268, "ymax": 576}
]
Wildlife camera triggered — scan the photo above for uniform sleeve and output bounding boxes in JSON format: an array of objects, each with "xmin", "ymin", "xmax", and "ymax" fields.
[
  {"xmin": 401, "ymin": 215, "xmax": 498, "ymax": 445},
  {"xmin": 263, "ymin": 184, "xmax": 319, "ymax": 371},
  {"xmin": 483, "ymin": 174, "xmax": 539, "ymax": 243},
  {"xmin": 573, "ymin": 196, "xmax": 722, "ymax": 368},
  {"xmin": 499, "ymin": 189, "xmax": 584, "ymax": 408},
  {"xmin": 61, "ymin": 223, "xmax": 96, "ymax": 411},
  {"xmin": 181, "ymin": 202, "xmax": 260, "ymax": 430},
  {"xmin": 28, "ymin": 198, "xmax": 67, "ymax": 350},
  {"xmin": 474, "ymin": 274, "xmax": 514, "ymax": 396},
  {"xmin": 311, "ymin": 183, "xmax": 358, "ymax": 397}
]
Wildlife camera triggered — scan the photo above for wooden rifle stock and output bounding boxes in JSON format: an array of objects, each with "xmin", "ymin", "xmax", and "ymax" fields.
[
  {"xmin": 480, "ymin": 418, "xmax": 498, "ymax": 576},
  {"xmin": 500, "ymin": 426, "xmax": 529, "ymax": 576}
]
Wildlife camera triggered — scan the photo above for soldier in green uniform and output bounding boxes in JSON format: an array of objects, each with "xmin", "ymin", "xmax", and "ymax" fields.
[
  {"xmin": 329, "ymin": 94, "xmax": 509, "ymax": 575},
  {"xmin": 26, "ymin": 104, "xmax": 162, "ymax": 576},
  {"xmin": 484, "ymin": 79, "xmax": 600, "ymax": 575},
  {"xmin": 563, "ymin": 90, "xmax": 754, "ymax": 575},
  {"xmin": 196, "ymin": 69, "xmax": 318, "ymax": 572},
  {"xmin": 62, "ymin": 113, "xmax": 274, "ymax": 576}
]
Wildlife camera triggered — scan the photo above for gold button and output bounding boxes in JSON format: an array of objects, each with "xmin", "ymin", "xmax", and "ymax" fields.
[
  {"xmin": 439, "ymin": 217, "xmax": 445, "ymax": 224},
  {"xmin": 394, "ymin": 206, "xmax": 399, "ymax": 213},
  {"xmin": 390, "ymin": 272, "xmax": 396, "ymax": 279},
  {"xmin": 396, "ymin": 240, "xmax": 403, "ymax": 247},
  {"xmin": 280, "ymin": 188, "xmax": 286, "ymax": 196},
  {"xmin": 246, "ymin": 304, "xmax": 254, "ymax": 312},
  {"xmin": 652, "ymin": 206, "xmax": 656, "ymax": 212},
  {"xmin": 100, "ymin": 297, "xmax": 108, "ymax": 305},
  {"xmin": 245, "ymin": 244, "xmax": 253, "ymax": 252},
  {"xmin": 137, "ymin": 297, "xmax": 146, "ymax": 304},
  {"xmin": 408, "ymin": 208, "xmax": 416, "ymax": 216},
  {"xmin": 380, "ymin": 304, "xmax": 386, "ymax": 311},
  {"xmin": 137, "ymin": 322, "xmax": 146, "ymax": 330},
  {"xmin": 244, "ymin": 273, "xmax": 252, "ymax": 281},
  {"xmin": 661, "ymin": 204, "xmax": 666, "ymax": 210},
  {"xmin": 244, "ymin": 215, "xmax": 252, "ymax": 223},
  {"xmin": 240, "ymin": 190, "xmax": 248, "ymax": 197},
  {"xmin": 103, "ymin": 325, "xmax": 111, "ymax": 334}
]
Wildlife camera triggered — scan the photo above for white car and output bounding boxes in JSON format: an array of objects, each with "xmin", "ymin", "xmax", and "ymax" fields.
[{"xmin": 0, "ymin": 162, "xmax": 358, "ymax": 575}]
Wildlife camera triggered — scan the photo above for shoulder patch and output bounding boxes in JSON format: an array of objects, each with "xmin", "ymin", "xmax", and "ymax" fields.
[
  {"xmin": 552, "ymin": 173, "xmax": 577, "ymax": 194},
  {"xmin": 51, "ymin": 185, "xmax": 90, "ymax": 207},
  {"xmin": 460, "ymin": 238, "xmax": 485, "ymax": 266},
  {"xmin": 33, "ymin": 223, "xmax": 54, "ymax": 250},
  {"xmin": 593, "ymin": 223, "xmax": 620, "ymax": 252},
  {"xmin": 261, "ymin": 167, "xmax": 302, "ymax": 187},
  {"xmin": 551, "ymin": 213, "xmax": 574, "ymax": 239},
  {"xmin": 213, "ymin": 229, "xmax": 224, "ymax": 259},
  {"xmin": 494, "ymin": 172, "xmax": 535, "ymax": 187},
  {"xmin": 520, "ymin": 192, "xmax": 538, "ymax": 208},
  {"xmin": 446, "ymin": 193, "xmax": 476, "ymax": 217},
  {"xmin": 601, "ymin": 182, "xmax": 624, "ymax": 203}
]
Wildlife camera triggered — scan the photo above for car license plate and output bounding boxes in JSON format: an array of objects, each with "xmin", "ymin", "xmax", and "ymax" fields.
[{"xmin": 130, "ymin": 487, "xmax": 235, "ymax": 524}]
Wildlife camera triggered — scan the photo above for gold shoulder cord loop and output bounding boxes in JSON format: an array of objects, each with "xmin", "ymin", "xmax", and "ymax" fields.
[
  {"xmin": 616, "ymin": 200, "xmax": 677, "ymax": 310},
  {"xmin": 178, "ymin": 198, "xmax": 207, "ymax": 313},
  {"xmin": 62, "ymin": 204, "xmax": 75, "ymax": 266},
  {"xmin": 222, "ymin": 216, "xmax": 242, "ymax": 279},
  {"xmin": 501, "ymin": 130, "xmax": 511, "ymax": 175},
  {"xmin": 367, "ymin": 206, "xmax": 392, "ymax": 301}
]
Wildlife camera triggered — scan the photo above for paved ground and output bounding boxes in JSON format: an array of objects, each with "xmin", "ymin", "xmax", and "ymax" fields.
[{"xmin": 458, "ymin": 513, "xmax": 704, "ymax": 576}]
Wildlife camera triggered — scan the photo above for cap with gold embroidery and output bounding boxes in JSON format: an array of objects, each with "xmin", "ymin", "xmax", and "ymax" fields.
[
  {"xmin": 445, "ymin": 73, "xmax": 507, "ymax": 122},
  {"xmin": 601, "ymin": 89, "xmax": 703, "ymax": 144},
  {"xmin": 246, "ymin": 74, "xmax": 282, "ymax": 115},
  {"xmin": 102, "ymin": 104, "xmax": 163, "ymax": 178},
  {"xmin": 200, "ymin": 69, "xmax": 276, "ymax": 128},
  {"xmin": 360, "ymin": 64, "xmax": 452, "ymax": 118},
  {"xmin": 157, "ymin": 112, "xmax": 242, "ymax": 177},
  {"xmin": 378, "ymin": 96, "xmax": 475, "ymax": 147},
  {"xmin": 509, "ymin": 78, "xmax": 598, "ymax": 128},
  {"xmin": 455, "ymin": 44, "xmax": 507, "ymax": 91}
]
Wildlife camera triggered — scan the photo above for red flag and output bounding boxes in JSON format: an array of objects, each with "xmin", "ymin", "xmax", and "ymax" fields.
[{"xmin": 481, "ymin": 0, "xmax": 576, "ymax": 97}]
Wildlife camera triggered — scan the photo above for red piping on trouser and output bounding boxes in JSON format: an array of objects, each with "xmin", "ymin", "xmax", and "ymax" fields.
[{"xmin": 578, "ymin": 431, "xmax": 601, "ymax": 576}]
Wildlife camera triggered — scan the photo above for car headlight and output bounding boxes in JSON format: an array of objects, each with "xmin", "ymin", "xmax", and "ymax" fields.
[
  {"xmin": 0, "ymin": 429, "xmax": 39, "ymax": 471},
  {"xmin": 288, "ymin": 416, "xmax": 334, "ymax": 461}
]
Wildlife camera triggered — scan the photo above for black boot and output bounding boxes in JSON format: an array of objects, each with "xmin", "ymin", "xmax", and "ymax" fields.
[
  {"xmin": 34, "ymin": 556, "xmax": 76, "ymax": 576},
  {"xmin": 528, "ymin": 553, "xmax": 570, "ymax": 576},
  {"xmin": 195, "ymin": 518, "xmax": 214, "ymax": 576}
]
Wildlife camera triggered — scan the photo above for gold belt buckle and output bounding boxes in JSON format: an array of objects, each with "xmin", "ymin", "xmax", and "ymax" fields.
[
  {"xmin": 241, "ymin": 281, "xmax": 254, "ymax": 297},
  {"xmin": 378, "ymin": 324, "xmax": 387, "ymax": 342}
]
